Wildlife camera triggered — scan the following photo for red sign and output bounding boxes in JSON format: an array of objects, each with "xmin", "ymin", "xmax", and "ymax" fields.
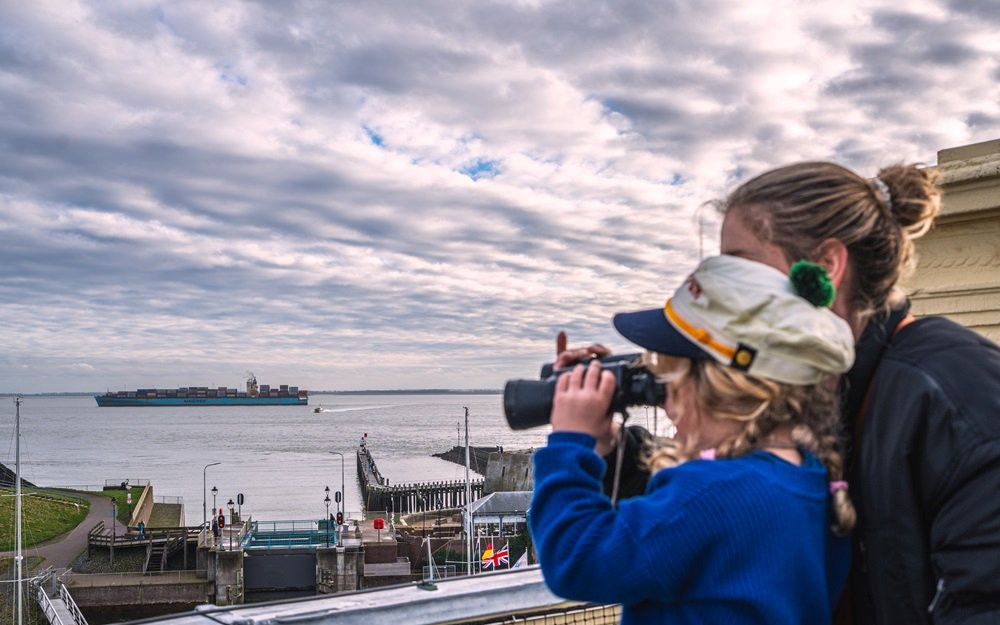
[{"xmin": 373, "ymin": 518, "xmax": 386, "ymax": 530}]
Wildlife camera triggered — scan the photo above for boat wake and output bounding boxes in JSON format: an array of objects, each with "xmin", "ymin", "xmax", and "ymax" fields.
[{"xmin": 314, "ymin": 404, "xmax": 395, "ymax": 414}]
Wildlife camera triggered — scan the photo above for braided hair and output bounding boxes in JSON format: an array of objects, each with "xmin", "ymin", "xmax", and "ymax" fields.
[{"xmin": 644, "ymin": 353, "xmax": 855, "ymax": 535}]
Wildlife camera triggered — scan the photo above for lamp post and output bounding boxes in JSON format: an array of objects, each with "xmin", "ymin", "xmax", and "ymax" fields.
[
  {"xmin": 227, "ymin": 499, "xmax": 235, "ymax": 551},
  {"xmin": 202, "ymin": 462, "xmax": 221, "ymax": 529},
  {"xmin": 324, "ymin": 488, "xmax": 331, "ymax": 547},
  {"xmin": 111, "ymin": 498, "xmax": 117, "ymax": 566},
  {"xmin": 212, "ymin": 485, "xmax": 218, "ymax": 518},
  {"xmin": 329, "ymin": 451, "xmax": 346, "ymax": 518}
]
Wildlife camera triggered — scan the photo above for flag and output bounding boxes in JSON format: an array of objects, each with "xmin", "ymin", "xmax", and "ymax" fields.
[
  {"xmin": 512, "ymin": 551, "xmax": 528, "ymax": 569},
  {"xmin": 481, "ymin": 543, "xmax": 510, "ymax": 569}
]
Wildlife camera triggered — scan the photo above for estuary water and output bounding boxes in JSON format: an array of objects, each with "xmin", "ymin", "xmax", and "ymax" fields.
[{"xmin": 1, "ymin": 393, "xmax": 551, "ymax": 525}]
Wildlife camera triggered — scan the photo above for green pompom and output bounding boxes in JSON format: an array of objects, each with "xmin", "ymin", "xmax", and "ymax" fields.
[{"xmin": 790, "ymin": 260, "xmax": 836, "ymax": 307}]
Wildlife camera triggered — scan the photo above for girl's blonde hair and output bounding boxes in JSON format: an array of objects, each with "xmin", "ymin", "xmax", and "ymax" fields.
[
  {"xmin": 643, "ymin": 353, "xmax": 856, "ymax": 535},
  {"xmin": 721, "ymin": 162, "xmax": 940, "ymax": 321}
]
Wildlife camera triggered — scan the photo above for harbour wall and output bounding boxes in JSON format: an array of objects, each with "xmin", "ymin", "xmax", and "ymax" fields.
[{"xmin": 357, "ymin": 444, "xmax": 484, "ymax": 513}]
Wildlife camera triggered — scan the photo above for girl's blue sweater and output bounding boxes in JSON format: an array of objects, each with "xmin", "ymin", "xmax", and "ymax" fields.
[{"xmin": 530, "ymin": 432, "xmax": 850, "ymax": 625}]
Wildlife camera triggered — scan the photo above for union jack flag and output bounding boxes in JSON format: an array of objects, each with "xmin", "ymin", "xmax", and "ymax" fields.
[{"xmin": 481, "ymin": 543, "xmax": 510, "ymax": 569}]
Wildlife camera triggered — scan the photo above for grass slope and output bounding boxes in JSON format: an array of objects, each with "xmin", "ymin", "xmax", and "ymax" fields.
[{"xmin": 0, "ymin": 488, "xmax": 90, "ymax": 550}]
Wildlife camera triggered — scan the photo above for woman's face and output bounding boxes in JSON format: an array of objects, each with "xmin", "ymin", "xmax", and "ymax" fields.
[{"xmin": 720, "ymin": 206, "xmax": 790, "ymax": 273}]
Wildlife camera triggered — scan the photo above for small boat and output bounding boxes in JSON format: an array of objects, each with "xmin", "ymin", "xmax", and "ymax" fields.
[{"xmin": 313, "ymin": 406, "xmax": 323, "ymax": 413}]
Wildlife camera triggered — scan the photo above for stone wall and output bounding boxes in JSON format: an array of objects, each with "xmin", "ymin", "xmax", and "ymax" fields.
[
  {"xmin": 484, "ymin": 451, "xmax": 534, "ymax": 493},
  {"xmin": 129, "ymin": 484, "xmax": 155, "ymax": 527},
  {"xmin": 908, "ymin": 138, "xmax": 1000, "ymax": 340}
]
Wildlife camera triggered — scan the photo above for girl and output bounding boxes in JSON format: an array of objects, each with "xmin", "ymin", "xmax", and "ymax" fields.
[{"xmin": 530, "ymin": 254, "xmax": 856, "ymax": 625}]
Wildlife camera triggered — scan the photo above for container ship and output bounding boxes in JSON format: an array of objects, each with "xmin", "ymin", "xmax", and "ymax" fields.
[{"xmin": 95, "ymin": 373, "xmax": 307, "ymax": 407}]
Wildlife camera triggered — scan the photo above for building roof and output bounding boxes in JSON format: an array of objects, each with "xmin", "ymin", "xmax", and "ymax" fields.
[{"xmin": 466, "ymin": 491, "xmax": 532, "ymax": 516}]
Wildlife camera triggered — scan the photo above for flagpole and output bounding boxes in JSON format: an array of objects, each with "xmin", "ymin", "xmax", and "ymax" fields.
[
  {"xmin": 463, "ymin": 406, "xmax": 472, "ymax": 576},
  {"xmin": 15, "ymin": 396, "xmax": 23, "ymax": 625}
]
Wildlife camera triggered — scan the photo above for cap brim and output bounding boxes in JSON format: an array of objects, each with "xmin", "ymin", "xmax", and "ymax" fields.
[{"xmin": 613, "ymin": 308, "xmax": 707, "ymax": 360}]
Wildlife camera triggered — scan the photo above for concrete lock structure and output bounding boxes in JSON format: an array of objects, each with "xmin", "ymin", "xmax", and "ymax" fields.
[{"xmin": 909, "ymin": 139, "xmax": 1000, "ymax": 337}]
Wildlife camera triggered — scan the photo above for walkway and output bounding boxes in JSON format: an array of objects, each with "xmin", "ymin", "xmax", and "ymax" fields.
[{"xmin": 0, "ymin": 491, "xmax": 129, "ymax": 569}]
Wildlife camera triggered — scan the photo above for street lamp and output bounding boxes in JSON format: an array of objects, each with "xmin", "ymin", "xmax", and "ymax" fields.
[
  {"xmin": 212, "ymin": 485, "xmax": 218, "ymax": 518},
  {"xmin": 227, "ymin": 499, "xmax": 235, "ymax": 551},
  {"xmin": 329, "ymin": 451, "xmax": 346, "ymax": 517},
  {"xmin": 111, "ymin": 497, "xmax": 118, "ymax": 566},
  {"xmin": 202, "ymin": 462, "xmax": 221, "ymax": 529},
  {"xmin": 324, "ymin": 488, "xmax": 332, "ymax": 547}
]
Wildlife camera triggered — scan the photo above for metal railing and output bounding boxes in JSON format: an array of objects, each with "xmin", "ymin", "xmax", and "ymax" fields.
[
  {"xmin": 34, "ymin": 581, "xmax": 67, "ymax": 625},
  {"xmin": 59, "ymin": 583, "xmax": 89, "ymax": 625},
  {"xmin": 242, "ymin": 520, "xmax": 341, "ymax": 550},
  {"xmin": 154, "ymin": 495, "xmax": 184, "ymax": 504},
  {"xmin": 45, "ymin": 484, "xmax": 105, "ymax": 492},
  {"xmin": 65, "ymin": 570, "xmax": 207, "ymax": 581},
  {"xmin": 103, "ymin": 478, "xmax": 151, "ymax": 488}
]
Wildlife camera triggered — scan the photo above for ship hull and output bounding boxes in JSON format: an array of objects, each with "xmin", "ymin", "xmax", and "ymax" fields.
[{"xmin": 95, "ymin": 396, "xmax": 307, "ymax": 407}]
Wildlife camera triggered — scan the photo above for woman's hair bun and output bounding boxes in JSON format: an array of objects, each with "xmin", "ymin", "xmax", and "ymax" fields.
[{"xmin": 875, "ymin": 164, "xmax": 941, "ymax": 239}]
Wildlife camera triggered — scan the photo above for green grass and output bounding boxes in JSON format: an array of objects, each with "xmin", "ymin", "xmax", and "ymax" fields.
[
  {"xmin": 0, "ymin": 488, "xmax": 90, "ymax": 550},
  {"xmin": 96, "ymin": 488, "xmax": 139, "ymax": 524}
]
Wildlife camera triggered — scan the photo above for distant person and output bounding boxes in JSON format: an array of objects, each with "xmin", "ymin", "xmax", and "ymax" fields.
[
  {"xmin": 137, "ymin": 520, "xmax": 145, "ymax": 539},
  {"xmin": 211, "ymin": 516, "xmax": 220, "ymax": 545},
  {"xmin": 532, "ymin": 255, "xmax": 856, "ymax": 624}
]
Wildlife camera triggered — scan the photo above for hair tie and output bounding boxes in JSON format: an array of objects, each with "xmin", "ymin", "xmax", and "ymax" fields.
[
  {"xmin": 870, "ymin": 177, "xmax": 892, "ymax": 210},
  {"xmin": 698, "ymin": 448, "xmax": 717, "ymax": 461},
  {"xmin": 789, "ymin": 260, "xmax": 836, "ymax": 308},
  {"xmin": 829, "ymin": 480, "xmax": 848, "ymax": 494}
]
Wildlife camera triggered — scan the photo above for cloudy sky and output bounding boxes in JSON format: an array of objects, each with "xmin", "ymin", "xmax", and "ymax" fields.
[{"xmin": 1, "ymin": 0, "xmax": 998, "ymax": 392}]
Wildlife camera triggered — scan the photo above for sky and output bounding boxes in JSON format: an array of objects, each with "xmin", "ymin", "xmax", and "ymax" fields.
[{"xmin": 1, "ymin": 0, "xmax": 999, "ymax": 393}]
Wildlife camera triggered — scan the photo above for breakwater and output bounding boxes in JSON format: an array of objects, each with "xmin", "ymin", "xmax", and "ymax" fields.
[
  {"xmin": 431, "ymin": 445, "xmax": 498, "ymax": 474},
  {"xmin": 357, "ymin": 444, "xmax": 484, "ymax": 513}
]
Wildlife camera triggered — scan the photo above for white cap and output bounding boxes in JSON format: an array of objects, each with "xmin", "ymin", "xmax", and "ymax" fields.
[{"xmin": 613, "ymin": 255, "xmax": 855, "ymax": 385}]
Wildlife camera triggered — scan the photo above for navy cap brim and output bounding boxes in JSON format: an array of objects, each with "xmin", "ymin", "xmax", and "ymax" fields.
[{"xmin": 613, "ymin": 308, "xmax": 707, "ymax": 360}]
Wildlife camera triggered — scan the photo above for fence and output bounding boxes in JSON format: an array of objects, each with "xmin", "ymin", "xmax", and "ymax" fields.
[
  {"xmin": 103, "ymin": 479, "xmax": 151, "ymax": 488},
  {"xmin": 59, "ymin": 583, "xmax": 88, "ymax": 625},
  {"xmin": 154, "ymin": 495, "xmax": 184, "ymax": 504},
  {"xmin": 33, "ymin": 580, "xmax": 68, "ymax": 625}
]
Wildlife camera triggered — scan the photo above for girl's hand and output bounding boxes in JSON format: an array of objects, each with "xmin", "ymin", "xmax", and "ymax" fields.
[
  {"xmin": 551, "ymin": 359, "xmax": 617, "ymax": 441},
  {"xmin": 554, "ymin": 343, "xmax": 612, "ymax": 369}
]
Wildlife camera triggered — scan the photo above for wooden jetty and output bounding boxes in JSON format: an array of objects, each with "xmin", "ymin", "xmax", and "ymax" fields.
[{"xmin": 357, "ymin": 444, "xmax": 484, "ymax": 513}]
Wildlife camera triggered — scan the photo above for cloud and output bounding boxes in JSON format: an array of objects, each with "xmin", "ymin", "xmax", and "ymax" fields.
[{"xmin": 0, "ymin": 0, "xmax": 998, "ymax": 391}]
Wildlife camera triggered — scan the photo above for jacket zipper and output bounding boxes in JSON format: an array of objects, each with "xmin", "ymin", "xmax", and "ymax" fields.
[{"xmin": 927, "ymin": 578, "xmax": 945, "ymax": 614}]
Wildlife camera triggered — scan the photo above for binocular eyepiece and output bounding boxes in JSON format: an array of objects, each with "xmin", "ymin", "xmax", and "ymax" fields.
[{"xmin": 503, "ymin": 353, "xmax": 666, "ymax": 430}]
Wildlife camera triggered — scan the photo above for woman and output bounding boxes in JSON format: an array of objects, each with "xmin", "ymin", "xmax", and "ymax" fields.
[
  {"xmin": 532, "ymin": 254, "xmax": 856, "ymax": 625},
  {"xmin": 570, "ymin": 162, "xmax": 1000, "ymax": 623}
]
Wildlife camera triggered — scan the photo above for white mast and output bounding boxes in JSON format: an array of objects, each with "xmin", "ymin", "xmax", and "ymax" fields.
[
  {"xmin": 463, "ymin": 406, "xmax": 472, "ymax": 576},
  {"xmin": 14, "ymin": 396, "xmax": 23, "ymax": 625}
]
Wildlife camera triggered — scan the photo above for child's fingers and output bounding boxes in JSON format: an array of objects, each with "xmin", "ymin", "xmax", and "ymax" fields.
[
  {"xmin": 585, "ymin": 359, "xmax": 603, "ymax": 390},
  {"xmin": 556, "ymin": 368, "xmax": 572, "ymax": 393},
  {"xmin": 598, "ymin": 369, "xmax": 616, "ymax": 398},
  {"xmin": 568, "ymin": 363, "xmax": 585, "ymax": 389}
]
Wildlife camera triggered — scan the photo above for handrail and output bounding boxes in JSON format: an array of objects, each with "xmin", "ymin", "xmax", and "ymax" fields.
[
  {"xmin": 34, "ymin": 582, "xmax": 67, "ymax": 625},
  {"xmin": 64, "ymin": 570, "xmax": 206, "ymax": 580},
  {"xmin": 103, "ymin": 478, "xmax": 151, "ymax": 488},
  {"xmin": 59, "ymin": 583, "xmax": 89, "ymax": 625}
]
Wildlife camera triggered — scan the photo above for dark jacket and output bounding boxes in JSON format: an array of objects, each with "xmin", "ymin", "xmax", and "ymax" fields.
[
  {"xmin": 601, "ymin": 424, "xmax": 653, "ymax": 500},
  {"xmin": 842, "ymin": 305, "xmax": 1000, "ymax": 624}
]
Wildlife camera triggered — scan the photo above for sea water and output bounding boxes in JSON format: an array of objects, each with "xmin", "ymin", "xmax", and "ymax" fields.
[{"xmin": 0, "ymin": 393, "xmax": 551, "ymax": 525}]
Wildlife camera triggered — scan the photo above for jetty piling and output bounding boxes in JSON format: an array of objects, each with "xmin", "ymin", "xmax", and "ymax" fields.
[{"xmin": 356, "ymin": 444, "xmax": 484, "ymax": 514}]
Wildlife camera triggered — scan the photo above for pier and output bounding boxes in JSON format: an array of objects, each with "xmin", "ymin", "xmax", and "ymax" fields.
[{"xmin": 357, "ymin": 444, "xmax": 483, "ymax": 513}]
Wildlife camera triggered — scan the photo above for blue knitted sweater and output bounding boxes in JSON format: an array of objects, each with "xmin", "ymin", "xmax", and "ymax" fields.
[{"xmin": 530, "ymin": 432, "xmax": 850, "ymax": 625}]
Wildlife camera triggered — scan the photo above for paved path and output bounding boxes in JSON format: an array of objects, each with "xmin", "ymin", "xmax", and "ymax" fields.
[{"xmin": 0, "ymin": 491, "xmax": 129, "ymax": 569}]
